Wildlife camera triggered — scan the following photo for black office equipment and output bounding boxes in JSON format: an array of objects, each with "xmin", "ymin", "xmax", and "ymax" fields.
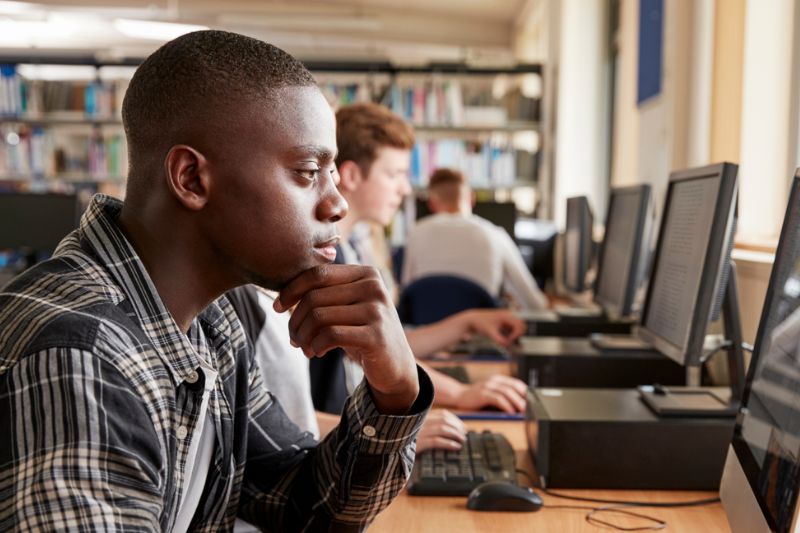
[
  {"xmin": 525, "ymin": 162, "xmax": 742, "ymax": 490},
  {"xmin": 519, "ymin": 185, "xmax": 652, "ymax": 338},
  {"xmin": 514, "ymin": 217, "xmax": 557, "ymax": 288},
  {"xmin": 512, "ymin": 336, "xmax": 685, "ymax": 388},
  {"xmin": 407, "ymin": 430, "xmax": 517, "ymax": 496},
  {"xmin": 526, "ymin": 388, "xmax": 735, "ymax": 489},
  {"xmin": 593, "ymin": 184, "xmax": 653, "ymax": 319},
  {"xmin": 415, "ymin": 198, "xmax": 518, "ymax": 241},
  {"xmin": 562, "ymin": 195, "xmax": 594, "ymax": 294},
  {"xmin": 466, "ymin": 481, "xmax": 543, "ymax": 512},
  {"xmin": 435, "ymin": 365, "xmax": 471, "ymax": 384},
  {"xmin": 516, "ymin": 164, "xmax": 738, "ymax": 390},
  {"xmin": 720, "ymin": 170, "xmax": 800, "ymax": 533},
  {"xmin": 0, "ymin": 192, "xmax": 81, "ymax": 267}
]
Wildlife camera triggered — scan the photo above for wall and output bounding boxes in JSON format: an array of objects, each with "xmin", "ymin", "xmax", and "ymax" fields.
[
  {"xmin": 551, "ymin": 0, "xmax": 610, "ymax": 228},
  {"xmin": 738, "ymin": 0, "xmax": 796, "ymax": 244}
]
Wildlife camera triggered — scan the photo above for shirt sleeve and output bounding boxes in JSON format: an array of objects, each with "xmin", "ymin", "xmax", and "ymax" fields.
[
  {"xmin": 237, "ymin": 361, "xmax": 433, "ymax": 532},
  {"xmin": 0, "ymin": 347, "xmax": 164, "ymax": 532},
  {"xmin": 497, "ymin": 228, "xmax": 549, "ymax": 310}
]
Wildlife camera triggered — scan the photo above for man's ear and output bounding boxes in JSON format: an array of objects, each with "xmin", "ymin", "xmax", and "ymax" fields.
[
  {"xmin": 163, "ymin": 145, "xmax": 209, "ymax": 211},
  {"xmin": 336, "ymin": 160, "xmax": 364, "ymax": 192}
]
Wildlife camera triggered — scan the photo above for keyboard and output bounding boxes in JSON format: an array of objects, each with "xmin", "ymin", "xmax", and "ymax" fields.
[
  {"xmin": 435, "ymin": 365, "xmax": 471, "ymax": 384},
  {"xmin": 451, "ymin": 337, "xmax": 510, "ymax": 360},
  {"xmin": 407, "ymin": 430, "xmax": 517, "ymax": 496}
]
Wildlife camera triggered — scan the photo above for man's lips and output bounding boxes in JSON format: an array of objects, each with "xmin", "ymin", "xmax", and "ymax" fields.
[{"xmin": 314, "ymin": 236, "xmax": 340, "ymax": 261}]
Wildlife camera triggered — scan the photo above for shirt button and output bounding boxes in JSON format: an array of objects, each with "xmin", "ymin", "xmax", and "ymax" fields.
[
  {"xmin": 177, "ymin": 426, "xmax": 189, "ymax": 439},
  {"xmin": 362, "ymin": 425, "xmax": 377, "ymax": 437},
  {"xmin": 185, "ymin": 370, "xmax": 199, "ymax": 384}
]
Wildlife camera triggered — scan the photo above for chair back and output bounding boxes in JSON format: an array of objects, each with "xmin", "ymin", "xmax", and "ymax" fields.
[{"xmin": 397, "ymin": 275, "xmax": 498, "ymax": 325}]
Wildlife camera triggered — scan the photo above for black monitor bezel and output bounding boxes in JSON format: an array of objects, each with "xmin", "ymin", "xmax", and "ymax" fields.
[
  {"xmin": 0, "ymin": 192, "xmax": 81, "ymax": 251},
  {"xmin": 728, "ymin": 171, "xmax": 800, "ymax": 532},
  {"xmin": 593, "ymin": 184, "xmax": 652, "ymax": 319},
  {"xmin": 563, "ymin": 195, "xmax": 593, "ymax": 293},
  {"xmin": 637, "ymin": 162, "xmax": 738, "ymax": 366}
]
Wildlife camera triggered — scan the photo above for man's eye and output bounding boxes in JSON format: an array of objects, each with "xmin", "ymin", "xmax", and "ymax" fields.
[{"xmin": 297, "ymin": 168, "xmax": 320, "ymax": 182}]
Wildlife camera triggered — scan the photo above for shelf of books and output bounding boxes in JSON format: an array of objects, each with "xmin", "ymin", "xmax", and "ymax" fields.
[
  {"xmin": 0, "ymin": 64, "xmax": 128, "ymax": 196},
  {"xmin": 2, "ymin": 62, "xmax": 542, "ymax": 204}
]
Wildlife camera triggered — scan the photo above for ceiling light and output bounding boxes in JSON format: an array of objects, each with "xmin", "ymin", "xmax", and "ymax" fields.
[{"xmin": 112, "ymin": 18, "xmax": 207, "ymax": 41}]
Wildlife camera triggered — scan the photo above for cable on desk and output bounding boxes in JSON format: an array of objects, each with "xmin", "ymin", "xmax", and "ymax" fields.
[
  {"xmin": 515, "ymin": 469, "xmax": 717, "ymax": 531},
  {"xmin": 541, "ymin": 488, "xmax": 721, "ymax": 508}
]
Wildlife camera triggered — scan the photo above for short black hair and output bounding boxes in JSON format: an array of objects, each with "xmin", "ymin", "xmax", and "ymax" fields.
[{"xmin": 122, "ymin": 30, "xmax": 316, "ymax": 194}]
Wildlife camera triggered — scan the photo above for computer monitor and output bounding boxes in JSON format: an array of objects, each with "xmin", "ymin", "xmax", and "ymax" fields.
[
  {"xmin": 593, "ymin": 184, "xmax": 652, "ymax": 318},
  {"xmin": 415, "ymin": 197, "xmax": 517, "ymax": 239},
  {"xmin": 0, "ymin": 192, "xmax": 81, "ymax": 259},
  {"xmin": 563, "ymin": 196, "xmax": 594, "ymax": 293},
  {"xmin": 637, "ymin": 162, "xmax": 738, "ymax": 366},
  {"xmin": 720, "ymin": 171, "xmax": 800, "ymax": 533},
  {"xmin": 473, "ymin": 201, "xmax": 517, "ymax": 240}
]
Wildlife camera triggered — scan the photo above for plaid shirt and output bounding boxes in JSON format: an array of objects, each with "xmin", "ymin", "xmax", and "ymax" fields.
[{"xmin": 0, "ymin": 195, "xmax": 432, "ymax": 532}]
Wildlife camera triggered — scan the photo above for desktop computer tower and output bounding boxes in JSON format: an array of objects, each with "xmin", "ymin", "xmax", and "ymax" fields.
[
  {"xmin": 521, "ymin": 309, "xmax": 635, "ymax": 337},
  {"xmin": 512, "ymin": 337, "xmax": 687, "ymax": 388},
  {"xmin": 525, "ymin": 388, "xmax": 735, "ymax": 489}
]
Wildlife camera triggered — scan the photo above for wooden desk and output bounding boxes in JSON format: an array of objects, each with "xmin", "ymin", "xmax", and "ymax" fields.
[{"xmin": 372, "ymin": 362, "xmax": 731, "ymax": 532}]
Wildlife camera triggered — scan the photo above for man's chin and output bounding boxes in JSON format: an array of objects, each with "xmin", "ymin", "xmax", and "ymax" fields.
[{"xmin": 248, "ymin": 260, "xmax": 327, "ymax": 292}]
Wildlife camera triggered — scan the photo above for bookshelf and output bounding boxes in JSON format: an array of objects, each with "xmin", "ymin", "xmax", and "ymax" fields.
[
  {"xmin": 0, "ymin": 58, "xmax": 543, "ymax": 209},
  {"xmin": 0, "ymin": 63, "xmax": 128, "ymax": 196}
]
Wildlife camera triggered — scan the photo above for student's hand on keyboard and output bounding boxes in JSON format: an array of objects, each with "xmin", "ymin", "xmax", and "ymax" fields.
[
  {"xmin": 276, "ymin": 264, "xmax": 419, "ymax": 415},
  {"xmin": 453, "ymin": 375, "xmax": 528, "ymax": 413},
  {"xmin": 417, "ymin": 409, "xmax": 467, "ymax": 452},
  {"xmin": 461, "ymin": 309, "xmax": 526, "ymax": 347}
]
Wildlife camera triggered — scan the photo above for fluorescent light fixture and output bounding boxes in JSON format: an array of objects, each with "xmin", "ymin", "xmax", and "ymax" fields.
[
  {"xmin": 0, "ymin": 17, "xmax": 75, "ymax": 46},
  {"xmin": 0, "ymin": 1, "xmax": 43, "ymax": 15},
  {"xmin": 113, "ymin": 18, "xmax": 207, "ymax": 41},
  {"xmin": 17, "ymin": 64, "xmax": 97, "ymax": 81}
]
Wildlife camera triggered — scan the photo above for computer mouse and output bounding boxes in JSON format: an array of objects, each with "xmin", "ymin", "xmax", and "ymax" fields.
[{"xmin": 466, "ymin": 481, "xmax": 543, "ymax": 512}]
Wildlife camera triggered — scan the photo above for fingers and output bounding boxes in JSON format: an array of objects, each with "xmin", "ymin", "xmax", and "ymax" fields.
[
  {"xmin": 457, "ymin": 375, "xmax": 528, "ymax": 413},
  {"xmin": 417, "ymin": 436, "xmax": 464, "ymax": 452},
  {"xmin": 275, "ymin": 264, "xmax": 376, "ymax": 312},
  {"xmin": 471, "ymin": 311, "xmax": 526, "ymax": 347},
  {"xmin": 283, "ymin": 270, "xmax": 389, "ymax": 355},
  {"xmin": 417, "ymin": 410, "xmax": 467, "ymax": 451},
  {"xmin": 503, "ymin": 315, "xmax": 527, "ymax": 341}
]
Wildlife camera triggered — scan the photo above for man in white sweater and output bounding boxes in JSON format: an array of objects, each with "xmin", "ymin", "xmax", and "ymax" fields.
[{"xmin": 402, "ymin": 167, "xmax": 549, "ymax": 310}]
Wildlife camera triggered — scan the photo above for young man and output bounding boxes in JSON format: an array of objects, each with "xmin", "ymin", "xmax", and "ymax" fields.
[
  {"xmin": 403, "ymin": 167, "xmax": 549, "ymax": 310},
  {"xmin": 309, "ymin": 102, "xmax": 529, "ymax": 448},
  {"xmin": 0, "ymin": 31, "xmax": 431, "ymax": 531}
]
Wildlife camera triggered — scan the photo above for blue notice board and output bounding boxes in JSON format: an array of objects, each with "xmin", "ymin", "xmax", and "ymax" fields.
[{"xmin": 637, "ymin": 0, "xmax": 664, "ymax": 105}]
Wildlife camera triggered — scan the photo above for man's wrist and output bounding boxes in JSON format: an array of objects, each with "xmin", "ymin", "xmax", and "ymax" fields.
[{"xmin": 370, "ymin": 377, "xmax": 420, "ymax": 415}]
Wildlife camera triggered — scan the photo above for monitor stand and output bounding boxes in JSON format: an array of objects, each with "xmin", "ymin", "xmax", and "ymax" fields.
[{"xmin": 638, "ymin": 262, "xmax": 746, "ymax": 418}]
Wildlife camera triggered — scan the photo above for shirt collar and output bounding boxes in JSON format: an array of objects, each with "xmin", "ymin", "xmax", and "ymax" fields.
[{"xmin": 61, "ymin": 194, "xmax": 233, "ymax": 384}]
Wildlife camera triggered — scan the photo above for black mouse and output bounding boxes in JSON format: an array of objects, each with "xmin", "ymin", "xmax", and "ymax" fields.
[{"xmin": 466, "ymin": 481, "xmax": 543, "ymax": 512}]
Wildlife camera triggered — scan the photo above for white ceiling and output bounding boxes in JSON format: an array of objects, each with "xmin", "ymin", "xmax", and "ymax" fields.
[{"xmin": 0, "ymin": 0, "xmax": 547, "ymax": 64}]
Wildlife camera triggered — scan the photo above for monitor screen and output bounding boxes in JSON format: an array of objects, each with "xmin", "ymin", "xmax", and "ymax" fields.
[
  {"xmin": 594, "ymin": 184, "xmax": 651, "ymax": 318},
  {"xmin": 473, "ymin": 202, "xmax": 517, "ymax": 240},
  {"xmin": 724, "ymin": 174, "xmax": 800, "ymax": 533},
  {"xmin": 415, "ymin": 198, "xmax": 517, "ymax": 239},
  {"xmin": 563, "ymin": 196, "xmax": 593, "ymax": 293},
  {"xmin": 0, "ymin": 193, "xmax": 80, "ymax": 252},
  {"xmin": 638, "ymin": 163, "xmax": 738, "ymax": 366}
]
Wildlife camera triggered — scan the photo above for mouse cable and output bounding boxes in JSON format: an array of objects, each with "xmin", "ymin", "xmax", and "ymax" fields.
[
  {"xmin": 542, "ymin": 488, "xmax": 721, "ymax": 508},
  {"xmin": 515, "ymin": 469, "xmax": 720, "ymax": 508},
  {"xmin": 516, "ymin": 470, "xmax": 668, "ymax": 531}
]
